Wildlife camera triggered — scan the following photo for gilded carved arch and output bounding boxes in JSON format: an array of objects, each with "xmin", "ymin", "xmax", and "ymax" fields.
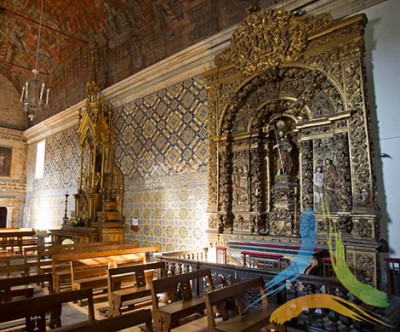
[{"xmin": 204, "ymin": 7, "xmax": 381, "ymax": 285}]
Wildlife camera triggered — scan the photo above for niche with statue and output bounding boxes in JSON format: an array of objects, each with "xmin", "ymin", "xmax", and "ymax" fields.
[{"xmin": 204, "ymin": 6, "xmax": 382, "ymax": 286}]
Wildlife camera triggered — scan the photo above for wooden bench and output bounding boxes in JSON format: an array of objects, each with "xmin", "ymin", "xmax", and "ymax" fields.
[
  {"xmin": 150, "ymin": 268, "xmax": 214, "ymax": 332},
  {"xmin": 0, "ymin": 229, "xmax": 36, "ymax": 254},
  {"xmin": 108, "ymin": 261, "xmax": 167, "ymax": 317},
  {"xmin": 52, "ymin": 308, "xmax": 153, "ymax": 332},
  {"xmin": 0, "ymin": 262, "xmax": 30, "ymax": 279},
  {"xmin": 205, "ymin": 277, "xmax": 285, "ymax": 332},
  {"xmin": 45, "ymin": 243, "xmax": 140, "ymax": 291},
  {"xmin": 0, "ymin": 288, "xmax": 95, "ymax": 331},
  {"xmin": 70, "ymin": 254, "xmax": 146, "ymax": 305},
  {"xmin": 52, "ymin": 245, "xmax": 157, "ymax": 292},
  {"xmin": 26, "ymin": 241, "xmax": 119, "ymax": 275},
  {"xmin": 0, "ymin": 274, "xmax": 53, "ymax": 302}
]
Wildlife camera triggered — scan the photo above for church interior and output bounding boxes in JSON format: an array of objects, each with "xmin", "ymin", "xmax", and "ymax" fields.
[{"xmin": 0, "ymin": 0, "xmax": 399, "ymax": 331}]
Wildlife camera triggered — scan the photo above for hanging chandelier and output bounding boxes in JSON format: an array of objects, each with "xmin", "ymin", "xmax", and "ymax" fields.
[{"xmin": 20, "ymin": 0, "xmax": 50, "ymax": 121}]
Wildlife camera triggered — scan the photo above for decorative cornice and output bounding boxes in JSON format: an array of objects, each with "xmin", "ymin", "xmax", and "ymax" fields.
[
  {"xmin": 24, "ymin": 103, "xmax": 82, "ymax": 144},
  {"xmin": 23, "ymin": 26, "xmax": 236, "ymax": 144},
  {"xmin": 0, "ymin": 127, "xmax": 27, "ymax": 142}
]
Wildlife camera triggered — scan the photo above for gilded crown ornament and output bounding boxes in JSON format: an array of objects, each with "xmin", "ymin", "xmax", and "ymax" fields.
[{"xmin": 216, "ymin": 7, "xmax": 332, "ymax": 76}]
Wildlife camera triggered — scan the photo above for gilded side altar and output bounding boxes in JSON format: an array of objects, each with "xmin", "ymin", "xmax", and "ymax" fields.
[
  {"xmin": 52, "ymin": 48, "xmax": 125, "ymax": 244},
  {"xmin": 203, "ymin": 7, "xmax": 383, "ymax": 286}
]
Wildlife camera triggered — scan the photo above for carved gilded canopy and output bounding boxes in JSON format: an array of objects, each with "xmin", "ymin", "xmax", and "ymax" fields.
[{"xmin": 74, "ymin": 49, "xmax": 123, "ymax": 226}]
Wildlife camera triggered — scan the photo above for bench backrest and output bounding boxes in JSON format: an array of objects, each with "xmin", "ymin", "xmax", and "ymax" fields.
[
  {"xmin": 150, "ymin": 268, "xmax": 214, "ymax": 307},
  {"xmin": 70, "ymin": 254, "xmax": 146, "ymax": 285},
  {"xmin": 108, "ymin": 261, "xmax": 167, "ymax": 293},
  {"xmin": 0, "ymin": 274, "xmax": 53, "ymax": 302},
  {"xmin": 52, "ymin": 309, "xmax": 152, "ymax": 332},
  {"xmin": 0, "ymin": 263, "xmax": 30, "ymax": 278},
  {"xmin": 34, "ymin": 241, "xmax": 125, "ymax": 259},
  {"xmin": 52, "ymin": 245, "xmax": 156, "ymax": 264},
  {"xmin": 0, "ymin": 288, "xmax": 94, "ymax": 331},
  {"xmin": 205, "ymin": 277, "xmax": 266, "ymax": 328},
  {"xmin": 0, "ymin": 234, "xmax": 37, "ymax": 253}
]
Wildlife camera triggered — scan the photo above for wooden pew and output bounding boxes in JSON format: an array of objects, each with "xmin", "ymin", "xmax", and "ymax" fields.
[
  {"xmin": 52, "ymin": 245, "xmax": 157, "ymax": 292},
  {"xmin": 52, "ymin": 308, "xmax": 153, "ymax": 332},
  {"xmin": 204, "ymin": 277, "xmax": 285, "ymax": 332},
  {"xmin": 107, "ymin": 261, "xmax": 167, "ymax": 317},
  {"xmin": 150, "ymin": 268, "xmax": 214, "ymax": 332},
  {"xmin": 26, "ymin": 241, "xmax": 119, "ymax": 275},
  {"xmin": 0, "ymin": 288, "xmax": 95, "ymax": 331},
  {"xmin": 0, "ymin": 229, "xmax": 36, "ymax": 254},
  {"xmin": 0, "ymin": 262, "xmax": 30, "ymax": 278},
  {"xmin": 0, "ymin": 273, "xmax": 53, "ymax": 302},
  {"xmin": 69, "ymin": 254, "xmax": 146, "ymax": 305}
]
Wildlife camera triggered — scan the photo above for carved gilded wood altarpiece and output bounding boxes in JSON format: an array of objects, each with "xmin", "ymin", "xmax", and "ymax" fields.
[
  {"xmin": 203, "ymin": 7, "xmax": 382, "ymax": 286},
  {"xmin": 51, "ymin": 49, "xmax": 125, "ymax": 244}
]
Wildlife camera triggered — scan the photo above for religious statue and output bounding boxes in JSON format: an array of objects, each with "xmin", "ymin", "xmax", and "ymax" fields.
[
  {"xmin": 313, "ymin": 165, "xmax": 325, "ymax": 204},
  {"xmin": 324, "ymin": 158, "xmax": 338, "ymax": 211},
  {"xmin": 273, "ymin": 129, "xmax": 293, "ymax": 176},
  {"xmin": 232, "ymin": 164, "xmax": 249, "ymax": 206}
]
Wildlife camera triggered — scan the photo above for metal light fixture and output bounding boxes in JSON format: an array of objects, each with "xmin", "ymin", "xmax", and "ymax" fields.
[{"xmin": 20, "ymin": 0, "xmax": 50, "ymax": 121}]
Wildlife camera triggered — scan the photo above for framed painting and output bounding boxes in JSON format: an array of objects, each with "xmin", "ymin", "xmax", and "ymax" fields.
[{"xmin": 0, "ymin": 147, "xmax": 12, "ymax": 177}]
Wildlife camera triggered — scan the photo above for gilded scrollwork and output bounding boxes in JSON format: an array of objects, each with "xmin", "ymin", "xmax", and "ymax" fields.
[
  {"xmin": 204, "ymin": 8, "xmax": 380, "ymax": 285},
  {"xmin": 208, "ymin": 140, "xmax": 218, "ymax": 208},
  {"xmin": 356, "ymin": 254, "xmax": 375, "ymax": 285},
  {"xmin": 215, "ymin": 8, "xmax": 332, "ymax": 76},
  {"xmin": 337, "ymin": 215, "xmax": 353, "ymax": 235},
  {"xmin": 301, "ymin": 140, "xmax": 313, "ymax": 209},
  {"xmin": 354, "ymin": 219, "xmax": 373, "ymax": 238},
  {"xmin": 208, "ymin": 215, "xmax": 218, "ymax": 229},
  {"xmin": 269, "ymin": 208, "xmax": 293, "ymax": 236},
  {"xmin": 335, "ymin": 133, "xmax": 352, "ymax": 211}
]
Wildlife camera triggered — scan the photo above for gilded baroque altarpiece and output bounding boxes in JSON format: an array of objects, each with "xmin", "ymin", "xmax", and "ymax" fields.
[{"xmin": 203, "ymin": 7, "xmax": 381, "ymax": 285}]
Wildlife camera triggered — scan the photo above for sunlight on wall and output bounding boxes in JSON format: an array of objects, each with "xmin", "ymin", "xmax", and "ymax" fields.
[{"xmin": 33, "ymin": 199, "xmax": 53, "ymax": 230}]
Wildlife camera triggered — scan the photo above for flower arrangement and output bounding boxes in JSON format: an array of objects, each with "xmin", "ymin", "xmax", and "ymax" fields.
[{"xmin": 71, "ymin": 216, "xmax": 84, "ymax": 227}]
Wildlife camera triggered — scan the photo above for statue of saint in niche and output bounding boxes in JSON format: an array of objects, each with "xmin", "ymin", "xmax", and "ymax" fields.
[
  {"xmin": 313, "ymin": 165, "xmax": 325, "ymax": 206},
  {"xmin": 273, "ymin": 129, "xmax": 293, "ymax": 176},
  {"xmin": 324, "ymin": 158, "xmax": 338, "ymax": 211},
  {"xmin": 232, "ymin": 164, "xmax": 249, "ymax": 206}
]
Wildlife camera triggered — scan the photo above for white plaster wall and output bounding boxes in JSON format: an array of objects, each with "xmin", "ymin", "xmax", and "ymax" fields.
[{"xmin": 363, "ymin": 0, "xmax": 400, "ymax": 256}]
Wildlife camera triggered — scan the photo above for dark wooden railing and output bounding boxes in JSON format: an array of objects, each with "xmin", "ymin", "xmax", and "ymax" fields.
[{"xmin": 158, "ymin": 252, "xmax": 400, "ymax": 332}]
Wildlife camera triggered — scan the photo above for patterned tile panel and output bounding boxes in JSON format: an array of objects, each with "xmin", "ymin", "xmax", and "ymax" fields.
[
  {"xmin": 25, "ymin": 76, "xmax": 210, "ymax": 251},
  {"xmin": 124, "ymin": 171, "xmax": 208, "ymax": 252},
  {"xmin": 114, "ymin": 76, "xmax": 208, "ymax": 179},
  {"xmin": 31, "ymin": 126, "xmax": 80, "ymax": 192}
]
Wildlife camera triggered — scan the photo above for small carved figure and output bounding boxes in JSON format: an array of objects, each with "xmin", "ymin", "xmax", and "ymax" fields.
[
  {"xmin": 232, "ymin": 166, "xmax": 240, "ymax": 204},
  {"xmin": 274, "ymin": 130, "xmax": 293, "ymax": 175},
  {"xmin": 232, "ymin": 164, "xmax": 249, "ymax": 205},
  {"xmin": 313, "ymin": 166, "xmax": 325, "ymax": 204},
  {"xmin": 324, "ymin": 158, "xmax": 338, "ymax": 211}
]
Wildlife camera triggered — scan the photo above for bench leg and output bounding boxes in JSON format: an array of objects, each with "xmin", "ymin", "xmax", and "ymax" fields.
[
  {"xmin": 109, "ymin": 296, "xmax": 122, "ymax": 317},
  {"xmin": 153, "ymin": 313, "xmax": 171, "ymax": 332}
]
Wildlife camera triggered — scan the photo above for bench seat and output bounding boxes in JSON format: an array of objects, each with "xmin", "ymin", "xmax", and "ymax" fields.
[
  {"xmin": 215, "ymin": 303, "xmax": 275, "ymax": 332},
  {"xmin": 157, "ymin": 296, "xmax": 206, "ymax": 318},
  {"xmin": 151, "ymin": 268, "xmax": 214, "ymax": 332},
  {"xmin": 204, "ymin": 277, "xmax": 286, "ymax": 332},
  {"xmin": 108, "ymin": 262, "xmax": 167, "ymax": 317}
]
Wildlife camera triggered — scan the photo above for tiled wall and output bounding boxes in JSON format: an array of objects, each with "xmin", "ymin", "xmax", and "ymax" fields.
[
  {"xmin": 25, "ymin": 76, "xmax": 209, "ymax": 251},
  {"xmin": 25, "ymin": 126, "xmax": 79, "ymax": 230}
]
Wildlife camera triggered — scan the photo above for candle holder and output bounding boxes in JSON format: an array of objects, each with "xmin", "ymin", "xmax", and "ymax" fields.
[{"xmin": 63, "ymin": 191, "xmax": 70, "ymax": 225}]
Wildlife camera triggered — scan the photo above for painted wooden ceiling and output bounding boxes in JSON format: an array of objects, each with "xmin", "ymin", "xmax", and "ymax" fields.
[{"xmin": 0, "ymin": 0, "xmax": 386, "ymax": 123}]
